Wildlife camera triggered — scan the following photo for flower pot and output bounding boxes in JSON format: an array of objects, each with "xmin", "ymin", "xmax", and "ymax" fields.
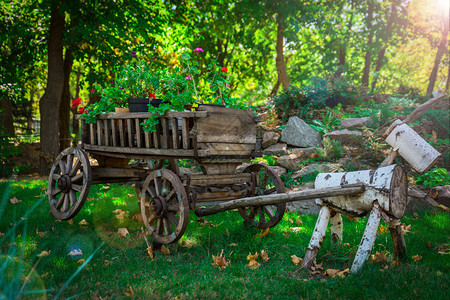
[
  {"xmin": 128, "ymin": 98, "xmax": 150, "ymax": 112},
  {"xmin": 115, "ymin": 107, "xmax": 130, "ymax": 113}
]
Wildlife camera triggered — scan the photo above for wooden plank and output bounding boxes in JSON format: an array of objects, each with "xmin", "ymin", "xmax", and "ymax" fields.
[
  {"xmin": 104, "ymin": 120, "xmax": 109, "ymax": 146},
  {"xmin": 144, "ymin": 131, "xmax": 150, "ymax": 148},
  {"xmin": 96, "ymin": 120, "xmax": 102, "ymax": 146},
  {"xmin": 111, "ymin": 119, "xmax": 117, "ymax": 146},
  {"xmin": 195, "ymin": 184, "xmax": 366, "ymax": 217},
  {"xmin": 81, "ymin": 120, "xmax": 89, "ymax": 144},
  {"xmin": 90, "ymin": 123, "xmax": 95, "ymax": 145},
  {"xmin": 91, "ymin": 111, "xmax": 209, "ymax": 120},
  {"xmin": 161, "ymin": 118, "xmax": 169, "ymax": 149},
  {"xmin": 182, "ymin": 117, "xmax": 189, "ymax": 149},
  {"xmin": 180, "ymin": 173, "xmax": 252, "ymax": 186},
  {"xmin": 196, "ymin": 108, "xmax": 256, "ymax": 144},
  {"xmin": 136, "ymin": 118, "xmax": 142, "ymax": 148},
  {"xmin": 127, "ymin": 119, "xmax": 133, "ymax": 147},
  {"xmin": 92, "ymin": 167, "xmax": 148, "ymax": 178},
  {"xmin": 83, "ymin": 144, "xmax": 195, "ymax": 157},
  {"xmin": 119, "ymin": 119, "xmax": 125, "ymax": 147},
  {"xmin": 171, "ymin": 118, "xmax": 179, "ymax": 149},
  {"xmin": 197, "ymin": 143, "xmax": 255, "ymax": 156},
  {"xmin": 196, "ymin": 189, "xmax": 248, "ymax": 202},
  {"xmin": 152, "ymin": 128, "xmax": 159, "ymax": 148}
]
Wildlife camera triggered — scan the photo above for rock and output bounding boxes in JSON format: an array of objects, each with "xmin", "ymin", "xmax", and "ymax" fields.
[
  {"xmin": 280, "ymin": 116, "xmax": 322, "ymax": 147},
  {"xmin": 324, "ymin": 129, "xmax": 362, "ymax": 145},
  {"xmin": 430, "ymin": 185, "xmax": 450, "ymax": 207},
  {"xmin": 236, "ymin": 163, "xmax": 251, "ymax": 173},
  {"xmin": 263, "ymin": 143, "xmax": 288, "ymax": 156},
  {"xmin": 286, "ymin": 182, "xmax": 320, "ymax": 214},
  {"xmin": 270, "ymin": 165, "xmax": 287, "ymax": 176},
  {"xmin": 340, "ymin": 117, "xmax": 372, "ymax": 129},
  {"xmin": 277, "ymin": 154, "xmax": 302, "ymax": 171},
  {"xmin": 292, "ymin": 163, "xmax": 342, "ymax": 180},
  {"xmin": 289, "ymin": 147, "xmax": 316, "ymax": 160},
  {"xmin": 262, "ymin": 131, "xmax": 280, "ymax": 148}
]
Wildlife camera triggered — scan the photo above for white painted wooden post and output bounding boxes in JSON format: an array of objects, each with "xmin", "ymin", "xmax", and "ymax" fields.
[{"xmin": 350, "ymin": 202, "xmax": 382, "ymax": 273}]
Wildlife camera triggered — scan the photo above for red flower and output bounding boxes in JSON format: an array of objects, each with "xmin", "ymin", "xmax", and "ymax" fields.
[
  {"xmin": 222, "ymin": 67, "xmax": 228, "ymax": 72},
  {"xmin": 77, "ymin": 106, "xmax": 84, "ymax": 113},
  {"xmin": 71, "ymin": 97, "xmax": 81, "ymax": 108},
  {"xmin": 149, "ymin": 93, "xmax": 156, "ymax": 99}
]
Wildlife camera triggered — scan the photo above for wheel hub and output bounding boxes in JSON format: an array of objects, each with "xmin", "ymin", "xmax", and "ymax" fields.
[
  {"xmin": 57, "ymin": 175, "xmax": 72, "ymax": 193},
  {"xmin": 152, "ymin": 195, "xmax": 167, "ymax": 217}
]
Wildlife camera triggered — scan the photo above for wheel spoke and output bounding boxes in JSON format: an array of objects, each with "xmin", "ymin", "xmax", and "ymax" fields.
[
  {"xmin": 69, "ymin": 158, "xmax": 81, "ymax": 177},
  {"xmin": 52, "ymin": 174, "xmax": 61, "ymax": 181},
  {"xmin": 72, "ymin": 184, "xmax": 82, "ymax": 192},
  {"xmin": 66, "ymin": 154, "xmax": 74, "ymax": 174},
  {"xmin": 156, "ymin": 218, "xmax": 163, "ymax": 235},
  {"xmin": 59, "ymin": 160, "xmax": 66, "ymax": 175},
  {"xmin": 147, "ymin": 213, "xmax": 157, "ymax": 225},
  {"xmin": 263, "ymin": 206, "xmax": 275, "ymax": 219},
  {"xmin": 167, "ymin": 212, "xmax": 179, "ymax": 227},
  {"xmin": 259, "ymin": 209, "xmax": 266, "ymax": 223},
  {"xmin": 52, "ymin": 188, "xmax": 62, "ymax": 197},
  {"xmin": 69, "ymin": 190, "xmax": 77, "ymax": 206},
  {"xmin": 154, "ymin": 178, "xmax": 162, "ymax": 195},
  {"xmin": 146, "ymin": 186, "xmax": 156, "ymax": 198},
  {"xmin": 264, "ymin": 187, "xmax": 277, "ymax": 195},
  {"xmin": 167, "ymin": 204, "xmax": 179, "ymax": 212},
  {"xmin": 163, "ymin": 218, "xmax": 172, "ymax": 236},
  {"xmin": 165, "ymin": 189, "xmax": 176, "ymax": 201},
  {"xmin": 62, "ymin": 193, "xmax": 70, "ymax": 212},
  {"xmin": 56, "ymin": 193, "xmax": 65, "ymax": 209},
  {"xmin": 71, "ymin": 172, "xmax": 83, "ymax": 183}
]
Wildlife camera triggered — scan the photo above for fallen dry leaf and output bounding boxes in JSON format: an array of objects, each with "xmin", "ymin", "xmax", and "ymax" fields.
[
  {"xmin": 436, "ymin": 244, "xmax": 449, "ymax": 255},
  {"xmin": 101, "ymin": 185, "xmax": 110, "ymax": 190},
  {"xmin": 248, "ymin": 260, "xmax": 261, "ymax": 270},
  {"xmin": 312, "ymin": 261, "xmax": 323, "ymax": 270},
  {"xmin": 229, "ymin": 243, "xmax": 238, "ymax": 247},
  {"xmin": 113, "ymin": 209, "xmax": 127, "ymax": 220},
  {"xmin": 117, "ymin": 228, "xmax": 129, "ymax": 237},
  {"xmin": 290, "ymin": 227, "xmax": 302, "ymax": 232},
  {"xmin": 427, "ymin": 241, "xmax": 432, "ymax": 248},
  {"xmin": 10, "ymin": 197, "xmax": 22, "ymax": 204},
  {"xmin": 247, "ymin": 252, "xmax": 258, "ymax": 261},
  {"xmin": 346, "ymin": 216, "xmax": 358, "ymax": 222},
  {"xmin": 295, "ymin": 219, "xmax": 303, "ymax": 226},
  {"xmin": 160, "ymin": 245, "xmax": 170, "ymax": 255},
  {"xmin": 68, "ymin": 249, "xmax": 83, "ymax": 256},
  {"xmin": 412, "ymin": 255, "xmax": 422, "ymax": 261},
  {"xmin": 291, "ymin": 255, "xmax": 303, "ymax": 266},
  {"xmin": 79, "ymin": 219, "xmax": 88, "ymax": 225},
  {"xmin": 196, "ymin": 218, "xmax": 216, "ymax": 227},
  {"xmin": 261, "ymin": 250, "xmax": 269, "ymax": 262},
  {"xmin": 257, "ymin": 228, "xmax": 271, "ymax": 238},
  {"xmin": 127, "ymin": 193, "xmax": 134, "ymax": 198},
  {"xmin": 337, "ymin": 268, "xmax": 350, "ymax": 278},
  {"xmin": 104, "ymin": 260, "xmax": 111, "ymax": 266},
  {"xmin": 226, "ymin": 228, "xmax": 230, "ymax": 237},
  {"xmin": 95, "ymin": 281, "xmax": 101, "ymax": 286},
  {"xmin": 401, "ymin": 223, "xmax": 411, "ymax": 234},
  {"xmin": 147, "ymin": 246, "xmax": 154, "ymax": 259},
  {"xmin": 370, "ymin": 251, "xmax": 387, "ymax": 264},
  {"xmin": 123, "ymin": 285, "xmax": 134, "ymax": 297},
  {"xmin": 36, "ymin": 229, "xmax": 45, "ymax": 237},
  {"xmin": 324, "ymin": 268, "xmax": 340, "ymax": 278},
  {"xmin": 37, "ymin": 250, "xmax": 51, "ymax": 257},
  {"xmin": 412, "ymin": 213, "xmax": 419, "ymax": 221},
  {"xmin": 77, "ymin": 259, "xmax": 85, "ymax": 264},
  {"xmin": 67, "ymin": 219, "xmax": 74, "ymax": 225},
  {"xmin": 379, "ymin": 224, "xmax": 389, "ymax": 233},
  {"xmin": 283, "ymin": 232, "xmax": 290, "ymax": 237},
  {"xmin": 212, "ymin": 250, "xmax": 230, "ymax": 269},
  {"xmin": 133, "ymin": 213, "xmax": 144, "ymax": 223}
]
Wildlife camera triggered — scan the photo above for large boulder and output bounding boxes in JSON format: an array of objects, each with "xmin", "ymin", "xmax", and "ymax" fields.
[
  {"xmin": 280, "ymin": 117, "xmax": 322, "ymax": 147},
  {"xmin": 289, "ymin": 147, "xmax": 316, "ymax": 160},
  {"xmin": 262, "ymin": 131, "xmax": 280, "ymax": 149},
  {"xmin": 340, "ymin": 117, "xmax": 372, "ymax": 129},
  {"xmin": 324, "ymin": 129, "xmax": 362, "ymax": 145},
  {"xmin": 277, "ymin": 154, "xmax": 302, "ymax": 171},
  {"xmin": 263, "ymin": 143, "xmax": 288, "ymax": 156}
]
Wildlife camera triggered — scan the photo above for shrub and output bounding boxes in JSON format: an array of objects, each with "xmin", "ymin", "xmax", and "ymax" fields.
[
  {"xmin": 317, "ymin": 137, "xmax": 344, "ymax": 161},
  {"xmin": 0, "ymin": 129, "xmax": 21, "ymax": 176},
  {"xmin": 414, "ymin": 168, "xmax": 450, "ymax": 188}
]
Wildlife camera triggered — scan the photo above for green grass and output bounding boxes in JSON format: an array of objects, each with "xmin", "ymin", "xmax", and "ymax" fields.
[{"xmin": 1, "ymin": 179, "xmax": 449, "ymax": 299}]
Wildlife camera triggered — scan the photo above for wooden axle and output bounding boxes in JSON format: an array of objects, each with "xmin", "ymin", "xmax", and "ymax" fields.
[{"xmin": 194, "ymin": 184, "xmax": 365, "ymax": 217}]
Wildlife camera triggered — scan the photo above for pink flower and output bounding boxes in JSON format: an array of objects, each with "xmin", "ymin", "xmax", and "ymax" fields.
[
  {"xmin": 185, "ymin": 76, "xmax": 193, "ymax": 81},
  {"xmin": 71, "ymin": 97, "xmax": 81, "ymax": 108},
  {"xmin": 226, "ymin": 84, "xmax": 230, "ymax": 87},
  {"xmin": 77, "ymin": 106, "xmax": 84, "ymax": 113},
  {"xmin": 193, "ymin": 48, "xmax": 203, "ymax": 52},
  {"xmin": 91, "ymin": 88, "xmax": 95, "ymax": 94}
]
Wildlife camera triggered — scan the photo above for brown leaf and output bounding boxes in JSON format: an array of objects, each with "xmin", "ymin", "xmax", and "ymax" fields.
[
  {"xmin": 229, "ymin": 243, "xmax": 238, "ymax": 247},
  {"xmin": 212, "ymin": 250, "xmax": 230, "ymax": 269},
  {"xmin": 133, "ymin": 213, "xmax": 143, "ymax": 223},
  {"xmin": 295, "ymin": 219, "xmax": 303, "ymax": 226},
  {"xmin": 160, "ymin": 245, "xmax": 170, "ymax": 255},
  {"xmin": 290, "ymin": 227, "xmax": 302, "ymax": 232},
  {"xmin": 36, "ymin": 229, "xmax": 45, "ymax": 237},
  {"xmin": 10, "ymin": 197, "xmax": 22, "ymax": 204},
  {"xmin": 196, "ymin": 218, "xmax": 216, "ymax": 227},
  {"xmin": 346, "ymin": 216, "xmax": 358, "ymax": 222},
  {"xmin": 412, "ymin": 213, "xmax": 419, "ymax": 221},
  {"xmin": 104, "ymin": 260, "xmax": 111, "ymax": 266},
  {"xmin": 101, "ymin": 185, "xmax": 110, "ymax": 190},
  {"xmin": 283, "ymin": 232, "xmax": 290, "ymax": 237},
  {"xmin": 412, "ymin": 255, "xmax": 422, "ymax": 261},
  {"xmin": 95, "ymin": 281, "xmax": 101, "ymax": 286},
  {"xmin": 313, "ymin": 261, "xmax": 323, "ymax": 270},
  {"xmin": 147, "ymin": 246, "xmax": 154, "ymax": 259},
  {"xmin": 261, "ymin": 250, "xmax": 269, "ymax": 262},
  {"xmin": 117, "ymin": 228, "xmax": 129, "ymax": 237},
  {"xmin": 291, "ymin": 255, "xmax": 303, "ymax": 266},
  {"xmin": 248, "ymin": 260, "xmax": 261, "ymax": 270},
  {"xmin": 123, "ymin": 285, "xmax": 134, "ymax": 297},
  {"xmin": 401, "ymin": 223, "xmax": 411, "ymax": 234},
  {"xmin": 257, "ymin": 228, "xmax": 271, "ymax": 238},
  {"xmin": 113, "ymin": 209, "xmax": 127, "ymax": 220},
  {"xmin": 77, "ymin": 259, "xmax": 85, "ymax": 264},
  {"xmin": 67, "ymin": 219, "xmax": 74, "ymax": 225},
  {"xmin": 427, "ymin": 241, "xmax": 432, "ymax": 248},
  {"xmin": 37, "ymin": 250, "xmax": 51, "ymax": 257},
  {"xmin": 370, "ymin": 251, "xmax": 387, "ymax": 264},
  {"xmin": 324, "ymin": 268, "xmax": 340, "ymax": 278},
  {"xmin": 127, "ymin": 193, "xmax": 134, "ymax": 198},
  {"xmin": 226, "ymin": 228, "xmax": 230, "ymax": 237},
  {"xmin": 79, "ymin": 219, "xmax": 88, "ymax": 225},
  {"xmin": 247, "ymin": 252, "xmax": 258, "ymax": 261},
  {"xmin": 337, "ymin": 268, "xmax": 350, "ymax": 278},
  {"xmin": 379, "ymin": 224, "xmax": 389, "ymax": 234}
]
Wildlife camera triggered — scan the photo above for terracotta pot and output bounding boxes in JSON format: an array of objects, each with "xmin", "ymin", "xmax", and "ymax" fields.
[{"xmin": 115, "ymin": 107, "xmax": 130, "ymax": 113}]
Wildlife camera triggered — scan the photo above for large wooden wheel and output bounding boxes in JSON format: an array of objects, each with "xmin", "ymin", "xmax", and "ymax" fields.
[
  {"xmin": 146, "ymin": 158, "xmax": 179, "ymax": 175},
  {"xmin": 139, "ymin": 169, "xmax": 189, "ymax": 244},
  {"xmin": 48, "ymin": 147, "xmax": 92, "ymax": 220},
  {"xmin": 239, "ymin": 164, "xmax": 286, "ymax": 229}
]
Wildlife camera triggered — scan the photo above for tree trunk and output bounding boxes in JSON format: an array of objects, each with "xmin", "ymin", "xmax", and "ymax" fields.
[
  {"xmin": 362, "ymin": 1, "xmax": 374, "ymax": 86},
  {"xmin": 334, "ymin": 47, "xmax": 346, "ymax": 78},
  {"xmin": 72, "ymin": 67, "xmax": 81, "ymax": 146},
  {"xmin": 445, "ymin": 59, "xmax": 450, "ymax": 92},
  {"xmin": 0, "ymin": 99, "xmax": 15, "ymax": 137},
  {"xmin": 39, "ymin": 5, "xmax": 65, "ymax": 175},
  {"xmin": 27, "ymin": 89, "xmax": 35, "ymax": 133},
  {"xmin": 426, "ymin": 18, "xmax": 449, "ymax": 96},
  {"xmin": 269, "ymin": 79, "xmax": 281, "ymax": 97},
  {"xmin": 59, "ymin": 47, "xmax": 73, "ymax": 151},
  {"xmin": 275, "ymin": 12, "xmax": 290, "ymax": 89}
]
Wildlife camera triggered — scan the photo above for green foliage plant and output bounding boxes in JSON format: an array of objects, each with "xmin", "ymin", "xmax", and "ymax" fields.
[
  {"xmin": 0, "ymin": 126, "xmax": 22, "ymax": 176},
  {"xmin": 414, "ymin": 168, "xmax": 450, "ymax": 188},
  {"xmin": 317, "ymin": 137, "xmax": 344, "ymax": 161}
]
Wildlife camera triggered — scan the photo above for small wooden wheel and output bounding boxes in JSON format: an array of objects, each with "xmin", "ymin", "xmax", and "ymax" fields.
[
  {"xmin": 48, "ymin": 147, "xmax": 92, "ymax": 220},
  {"xmin": 140, "ymin": 169, "xmax": 189, "ymax": 244},
  {"xmin": 239, "ymin": 164, "xmax": 286, "ymax": 229},
  {"xmin": 146, "ymin": 158, "xmax": 180, "ymax": 175}
]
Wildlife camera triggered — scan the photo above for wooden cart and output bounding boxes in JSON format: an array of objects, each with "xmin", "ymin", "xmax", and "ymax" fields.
[{"xmin": 47, "ymin": 106, "xmax": 288, "ymax": 244}]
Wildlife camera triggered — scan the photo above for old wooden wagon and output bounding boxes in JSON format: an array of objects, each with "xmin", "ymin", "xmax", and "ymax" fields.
[{"xmin": 48, "ymin": 105, "xmax": 290, "ymax": 244}]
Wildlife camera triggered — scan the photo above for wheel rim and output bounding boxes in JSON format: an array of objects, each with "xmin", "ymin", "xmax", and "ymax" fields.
[
  {"xmin": 48, "ymin": 147, "xmax": 91, "ymax": 220},
  {"xmin": 146, "ymin": 159, "xmax": 179, "ymax": 175},
  {"xmin": 140, "ymin": 169, "xmax": 188, "ymax": 244},
  {"xmin": 239, "ymin": 164, "xmax": 286, "ymax": 229}
]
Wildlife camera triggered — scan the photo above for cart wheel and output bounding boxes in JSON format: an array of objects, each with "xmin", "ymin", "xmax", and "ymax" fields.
[
  {"xmin": 239, "ymin": 164, "xmax": 286, "ymax": 229},
  {"xmin": 140, "ymin": 169, "xmax": 189, "ymax": 244},
  {"xmin": 146, "ymin": 159, "xmax": 180, "ymax": 175},
  {"xmin": 48, "ymin": 147, "xmax": 92, "ymax": 220}
]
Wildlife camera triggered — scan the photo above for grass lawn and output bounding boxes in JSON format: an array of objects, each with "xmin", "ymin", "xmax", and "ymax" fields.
[{"xmin": 1, "ymin": 179, "xmax": 449, "ymax": 299}]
